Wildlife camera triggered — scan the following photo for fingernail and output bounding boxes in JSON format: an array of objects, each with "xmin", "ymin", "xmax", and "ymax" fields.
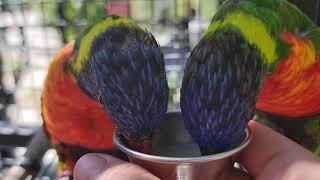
[{"xmin": 74, "ymin": 153, "xmax": 109, "ymax": 180}]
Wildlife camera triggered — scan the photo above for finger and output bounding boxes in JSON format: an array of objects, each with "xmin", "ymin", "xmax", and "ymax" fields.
[
  {"xmin": 236, "ymin": 121, "xmax": 320, "ymax": 179},
  {"xmin": 73, "ymin": 153, "xmax": 159, "ymax": 180},
  {"xmin": 221, "ymin": 167, "xmax": 253, "ymax": 180}
]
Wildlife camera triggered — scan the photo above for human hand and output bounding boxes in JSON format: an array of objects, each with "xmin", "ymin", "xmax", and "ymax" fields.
[
  {"xmin": 73, "ymin": 121, "xmax": 320, "ymax": 180},
  {"xmin": 236, "ymin": 120, "xmax": 320, "ymax": 180},
  {"xmin": 73, "ymin": 153, "xmax": 159, "ymax": 180}
]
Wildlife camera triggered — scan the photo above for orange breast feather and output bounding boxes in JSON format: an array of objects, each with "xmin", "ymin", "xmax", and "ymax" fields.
[
  {"xmin": 257, "ymin": 32, "xmax": 320, "ymax": 117},
  {"xmin": 42, "ymin": 42, "xmax": 116, "ymax": 150}
]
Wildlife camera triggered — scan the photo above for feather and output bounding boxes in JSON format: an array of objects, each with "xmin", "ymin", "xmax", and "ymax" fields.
[{"xmin": 181, "ymin": 31, "xmax": 264, "ymax": 154}]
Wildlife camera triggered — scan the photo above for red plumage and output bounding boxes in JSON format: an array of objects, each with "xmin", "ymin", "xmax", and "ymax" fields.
[
  {"xmin": 257, "ymin": 32, "xmax": 320, "ymax": 117},
  {"xmin": 42, "ymin": 42, "xmax": 116, "ymax": 173}
]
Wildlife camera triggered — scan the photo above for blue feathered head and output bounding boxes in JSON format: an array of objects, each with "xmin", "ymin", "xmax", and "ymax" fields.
[
  {"xmin": 73, "ymin": 16, "xmax": 169, "ymax": 138},
  {"xmin": 181, "ymin": 31, "xmax": 264, "ymax": 154}
]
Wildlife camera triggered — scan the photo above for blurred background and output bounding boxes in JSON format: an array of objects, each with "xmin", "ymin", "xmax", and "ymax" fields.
[
  {"xmin": 0, "ymin": 0, "xmax": 221, "ymax": 128},
  {"xmin": 0, "ymin": 0, "xmax": 319, "ymax": 179}
]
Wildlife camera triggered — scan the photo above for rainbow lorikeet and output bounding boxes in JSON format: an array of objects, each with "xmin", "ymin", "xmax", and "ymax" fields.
[
  {"xmin": 181, "ymin": 0, "xmax": 320, "ymax": 155},
  {"xmin": 42, "ymin": 15, "xmax": 168, "ymax": 177},
  {"xmin": 255, "ymin": 31, "xmax": 320, "ymax": 154}
]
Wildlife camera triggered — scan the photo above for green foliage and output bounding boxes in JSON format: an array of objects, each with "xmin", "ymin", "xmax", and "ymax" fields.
[
  {"xmin": 167, "ymin": 71, "xmax": 179, "ymax": 109},
  {"xmin": 83, "ymin": 0, "xmax": 105, "ymax": 21},
  {"xmin": 61, "ymin": 0, "xmax": 78, "ymax": 22},
  {"xmin": 41, "ymin": 0, "xmax": 106, "ymax": 42},
  {"xmin": 304, "ymin": 117, "xmax": 320, "ymax": 155},
  {"xmin": 315, "ymin": 146, "xmax": 320, "ymax": 156}
]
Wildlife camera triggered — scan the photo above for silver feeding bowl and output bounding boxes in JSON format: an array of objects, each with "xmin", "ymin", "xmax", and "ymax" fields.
[{"xmin": 113, "ymin": 111, "xmax": 252, "ymax": 180}]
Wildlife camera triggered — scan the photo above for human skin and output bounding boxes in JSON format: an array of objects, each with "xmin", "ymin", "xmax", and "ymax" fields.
[
  {"xmin": 73, "ymin": 121, "xmax": 320, "ymax": 180},
  {"xmin": 237, "ymin": 121, "xmax": 320, "ymax": 180}
]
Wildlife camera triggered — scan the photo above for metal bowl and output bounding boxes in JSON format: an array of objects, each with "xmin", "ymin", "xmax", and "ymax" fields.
[{"xmin": 114, "ymin": 112, "xmax": 252, "ymax": 180}]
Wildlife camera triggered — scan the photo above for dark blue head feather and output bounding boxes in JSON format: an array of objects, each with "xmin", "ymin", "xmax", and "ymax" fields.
[
  {"xmin": 180, "ymin": 31, "xmax": 264, "ymax": 154},
  {"xmin": 78, "ymin": 25, "xmax": 169, "ymax": 138}
]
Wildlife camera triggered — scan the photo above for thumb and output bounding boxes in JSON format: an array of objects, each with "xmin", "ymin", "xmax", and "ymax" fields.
[{"xmin": 73, "ymin": 153, "xmax": 159, "ymax": 180}]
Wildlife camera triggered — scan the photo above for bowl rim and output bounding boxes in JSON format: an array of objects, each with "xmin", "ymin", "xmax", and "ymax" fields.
[{"xmin": 113, "ymin": 127, "xmax": 252, "ymax": 163}]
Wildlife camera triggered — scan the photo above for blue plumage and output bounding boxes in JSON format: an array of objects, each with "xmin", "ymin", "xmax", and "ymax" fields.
[
  {"xmin": 181, "ymin": 31, "xmax": 264, "ymax": 154},
  {"xmin": 78, "ymin": 25, "xmax": 168, "ymax": 138}
]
